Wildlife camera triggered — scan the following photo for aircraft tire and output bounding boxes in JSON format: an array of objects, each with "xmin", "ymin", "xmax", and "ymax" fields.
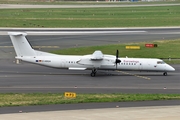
[
  {"xmin": 163, "ymin": 72, "xmax": 167, "ymax": 76},
  {"xmin": 91, "ymin": 73, "xmax": 96, "ymax": 77}
]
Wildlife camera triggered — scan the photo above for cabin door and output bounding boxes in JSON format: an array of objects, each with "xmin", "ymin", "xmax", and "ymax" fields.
[{"xmin": 60, "ymin": 59, "xmax": 66, "ymax": 68}]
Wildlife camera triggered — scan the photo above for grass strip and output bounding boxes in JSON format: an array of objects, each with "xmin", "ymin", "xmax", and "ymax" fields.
[
  {"xmin": 51, "ymin": 39, "xmax": 180, "ymax": 64},
  {"xmin": 0, "ymin": 5, "xmax": 180, "ymax": 27},
  {"xmin": 0, "ymin": 93, "xmax": 180, "ymax": 107}
]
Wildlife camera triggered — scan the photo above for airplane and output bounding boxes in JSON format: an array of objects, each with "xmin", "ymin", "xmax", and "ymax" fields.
[{"xmin": 8, "ymin": 32, "xmax": 175, "ymax": 77}]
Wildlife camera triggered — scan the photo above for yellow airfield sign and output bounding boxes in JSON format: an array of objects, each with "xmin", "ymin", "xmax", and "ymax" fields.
[{"xmin": 64, "ymin": 92, "xmax": 76, "ymax": 98}]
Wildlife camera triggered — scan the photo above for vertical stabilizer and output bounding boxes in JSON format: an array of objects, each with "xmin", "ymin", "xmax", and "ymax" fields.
[{"xmin": 8, "ymin": 32, "xmax": 36, "ymax": 57}]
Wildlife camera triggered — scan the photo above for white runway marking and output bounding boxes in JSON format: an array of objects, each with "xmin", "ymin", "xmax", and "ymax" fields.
[
  {"xmin": 26, "ymin": 31, "xmax": 146, "ymax": 35},
  {"xmin": 0, "ymin": 46, "xmax": 59, "ymax": 48},
  {"xmin": 1, "ymin": 4, "xmax": 180, "ymax": 9}
]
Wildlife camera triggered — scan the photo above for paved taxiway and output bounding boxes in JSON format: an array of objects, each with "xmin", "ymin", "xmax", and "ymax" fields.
[
  {"xmin": 1, "ymin": 106, "xmax": 180, "ymax": 120},
  {"xmin": 1, "ymin": 3, "xmax": 180, "ymax": 9},
  {"xmin": 0, "ymin": 60, "xmax": 180, "ymax": 94},
  {"xmin": 0, "ymin": 28, "xmax": 180, "ymax": 116},
  {"xmin": 0, "ymin": 99, "xmax": 180, "ymax": 114},
  {"xmin": 1, "ymin": 27, "xmax": 180, "ymax": 50}
]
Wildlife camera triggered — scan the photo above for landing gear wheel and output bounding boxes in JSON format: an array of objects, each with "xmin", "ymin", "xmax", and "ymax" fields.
[
  {"xmin": 91, "ymin": 68, "xmax": 97, "ymax": 77},
  {"xmin": 163, "ymin": 72, "xmax": 167, "ymax": 76},
  {"xmin": 91, "ymin": 72, "xmax": 96, "ymax": 77}
]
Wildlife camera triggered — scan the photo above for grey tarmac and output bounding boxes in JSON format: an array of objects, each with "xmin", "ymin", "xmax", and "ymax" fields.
[
  {"xmin": 1, "ymin": 3, "xmax": 180, "ymax": 9},
  {"xmin": 0, "ymin": 106, "xmax": 180, "ymax": 120},
  {"xmin": 0, "ymin": 28, "xmax": 180, "ymax": 118}
]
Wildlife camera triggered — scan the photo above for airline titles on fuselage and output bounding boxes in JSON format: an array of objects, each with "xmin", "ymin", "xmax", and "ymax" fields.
[{"xmin": 123, "ymin": 60, "xmax": 139, "ymax": 63}]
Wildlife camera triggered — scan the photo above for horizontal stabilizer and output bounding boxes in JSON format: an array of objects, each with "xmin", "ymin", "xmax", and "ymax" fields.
[{"xmin": 8, "ymin": 32, "xmax": 27, "ymax": 36}]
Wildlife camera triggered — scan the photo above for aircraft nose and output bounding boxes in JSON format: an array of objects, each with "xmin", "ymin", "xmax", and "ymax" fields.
[{"xmin": 167, "ymin": 65, "xmax": 175, "ymax": 71}]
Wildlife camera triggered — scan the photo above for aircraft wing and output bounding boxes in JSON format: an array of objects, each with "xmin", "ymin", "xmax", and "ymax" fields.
[{"xmin": 77, "ymin": 50, "xmax": 115, "ymax": 68}]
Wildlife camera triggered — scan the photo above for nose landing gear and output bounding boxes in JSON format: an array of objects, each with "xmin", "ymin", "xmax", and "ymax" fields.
[{"xmin": 163, "ymin": 72, "xmax": 167, "ymax": 76}]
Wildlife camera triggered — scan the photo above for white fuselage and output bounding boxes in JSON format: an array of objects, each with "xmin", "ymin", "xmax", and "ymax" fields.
[
  {"xmin": 16, "ymin": 51, "xmax": 175, "ymax": 72},
  {"xmin": 8, "ymin": 32, "xmax": 175, "ymax": 76}
]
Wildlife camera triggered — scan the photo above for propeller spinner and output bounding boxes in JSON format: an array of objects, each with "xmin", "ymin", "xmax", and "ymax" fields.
[{"xmin": 115, "ymin": 50, "xmax": 121, "ymax": 69}]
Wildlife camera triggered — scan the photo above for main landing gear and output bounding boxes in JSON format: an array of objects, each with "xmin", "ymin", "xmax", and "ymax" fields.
[
  {"xmin": 91, "ymin": 68, "xmax": 97, "ymax": 77},
  {"xmin": 163, "ymin": 72, "xmax": 167, "ymax": 76}
]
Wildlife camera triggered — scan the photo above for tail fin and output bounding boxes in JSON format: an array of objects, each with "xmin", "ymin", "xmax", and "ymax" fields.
[{"xmin": 8, "ymin": 32, "xmax": 36, "ymax": 57}]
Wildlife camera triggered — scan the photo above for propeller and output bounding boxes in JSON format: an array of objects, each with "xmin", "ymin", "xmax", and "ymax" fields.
[{"xmin": 115, "ymin": 50, "xmax": 121, "ymax": 69}]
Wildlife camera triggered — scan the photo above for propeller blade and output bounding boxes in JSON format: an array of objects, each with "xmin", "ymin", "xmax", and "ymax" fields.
[
  {"xmin": 115, "ymin": 50, "xmax": 121, "ymax": 69},
  {"xmin": 116, "ymin": 50, "xmax": 119, "ymax": 58}
]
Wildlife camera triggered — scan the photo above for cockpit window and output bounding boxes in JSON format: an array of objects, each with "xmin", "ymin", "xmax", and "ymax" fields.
[{"xmin": 157, "ymin": 61, "xmax": 165, "ymax": 64}]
